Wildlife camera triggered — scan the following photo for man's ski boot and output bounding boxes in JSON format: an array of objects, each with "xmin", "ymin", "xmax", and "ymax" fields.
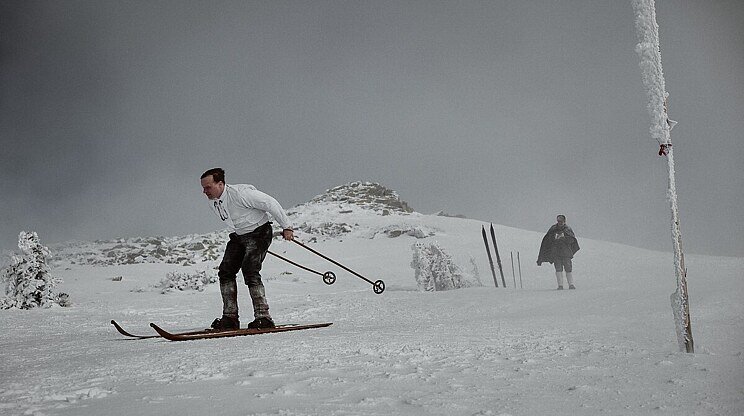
[
  {"xmin": 211, "ymin": 316, "xmax": 240, "ymax": 330},
  {"xmin": 247, "ymin": 317, "xmax": 275, "ymax": 329}
]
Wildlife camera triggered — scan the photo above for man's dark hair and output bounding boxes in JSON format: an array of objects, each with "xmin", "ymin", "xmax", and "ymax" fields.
[
  {"xmin": 201, "ymin": 168, "xmax": 225, "ymax": 184},
  {"xmin": 557, "ymin": 214, "xmax": 566, "ymax": 222}
]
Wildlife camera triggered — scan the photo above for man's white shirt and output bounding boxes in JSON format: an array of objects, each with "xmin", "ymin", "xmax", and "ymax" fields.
[{"xmin": 210, "ymin": 184, "xmax": 292, "ymax": 235}]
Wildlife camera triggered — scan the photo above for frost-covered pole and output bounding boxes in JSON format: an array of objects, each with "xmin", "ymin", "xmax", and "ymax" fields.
[{"xmin": 631, "ymin": 0, "xmax": 694, "ymax": 353}]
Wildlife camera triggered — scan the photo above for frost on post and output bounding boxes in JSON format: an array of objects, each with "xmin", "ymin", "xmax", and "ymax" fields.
[
  {"xmin": 411, "ymin": 242, "xmax": 480, "ymax": 291},
  {"xmin": 1, "ymin": 231, "xmax": 68, "ymax": 309},
  {"xmin": 632, "ymin": 0, "xmax": 671, "ymax": 148},
  {"xmin": 631, "ymin": 0, "xmax": 693, "ymax": 353}
]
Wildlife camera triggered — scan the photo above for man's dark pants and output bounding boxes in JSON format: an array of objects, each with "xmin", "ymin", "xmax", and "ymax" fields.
[{"xmin": 218, "ymin": 222, "xmax": 273, "ymax": 320}]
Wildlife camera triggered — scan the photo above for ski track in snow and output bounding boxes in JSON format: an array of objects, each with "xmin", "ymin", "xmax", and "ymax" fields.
[{"xmin": 1, "ymin": 213, "xmax": 743, "ymax": 416}]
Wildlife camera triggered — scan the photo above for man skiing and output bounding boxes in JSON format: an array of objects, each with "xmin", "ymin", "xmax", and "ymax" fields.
[
  {"xmin": 537, "ymin": 214, "xmax": 580, "ymax": 290},
  {"xmin": 200, "ymin": 168, "xmax": 294, "ymax": 329}
]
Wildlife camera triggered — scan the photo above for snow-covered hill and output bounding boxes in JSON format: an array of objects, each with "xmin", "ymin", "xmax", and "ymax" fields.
[
  {"xmin": 47, "ymin": 182, "xmax": 434, "ymax": 266},
  {"xmin": 1, "ymin": 182, "xmax": 742, "ymax": 416}
]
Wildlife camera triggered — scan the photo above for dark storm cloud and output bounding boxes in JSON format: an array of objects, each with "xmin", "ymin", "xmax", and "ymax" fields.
[{"xmin": 1, "ymin": 0, "xmax": 742, "ymax": 257}]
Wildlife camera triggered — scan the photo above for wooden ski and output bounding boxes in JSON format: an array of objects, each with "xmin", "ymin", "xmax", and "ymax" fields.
[{"xmin": 149, "ymin": 322, "xmax": 333, "ymax": 341}]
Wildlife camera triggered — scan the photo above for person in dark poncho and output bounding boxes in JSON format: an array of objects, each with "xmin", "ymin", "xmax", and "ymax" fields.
[{"xmin": 537, "ymin": 214, "xmax": 580, "ymax": 290}]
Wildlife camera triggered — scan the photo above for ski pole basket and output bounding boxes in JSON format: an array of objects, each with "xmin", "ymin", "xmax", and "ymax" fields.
[
  {"xmin": 292, "ymin": 240, "xmax": 385, "ymax": 294},
  {"xmin": 267, "ymin": 250, "xmax": 337, "ymax": 285}
]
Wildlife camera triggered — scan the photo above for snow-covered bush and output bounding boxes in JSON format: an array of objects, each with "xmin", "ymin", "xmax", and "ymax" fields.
[
  {"xmin": 411, "ymin": 242, "xmax": 479, "ymax": 291},
  {"xmin": 378, "ymin": 224, "xmax": 435, "ymax": 239},
  {"xmin": 295, "ymin": 221, "xmax": 353, "ymax": 238},
  {"xmin": 1, "ymin": 231, "xmax": 68, "ymax": 309},
  {"xmin": 157, "ymin": 270, "xmax": 217, "ymax": 294},
  {"xmin": 468, "ymin": 257, "xmax": 482, "ymax": 287}
]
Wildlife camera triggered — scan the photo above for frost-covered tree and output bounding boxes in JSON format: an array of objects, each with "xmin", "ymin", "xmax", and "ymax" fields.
[
  {"xmin": 468, "ymin": 257, "xmax": 482, "ymax": 287},
  {"xmin": 411, "ymin": 242, "xmax": 479, "ymax": 291},
  {"xmin": 1, "ymin": 231, "xmax": 62, "ymax": 309}
]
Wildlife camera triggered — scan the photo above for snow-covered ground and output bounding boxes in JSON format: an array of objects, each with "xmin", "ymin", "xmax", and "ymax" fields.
[{"xmin": 1, "ymin": 184, "xmax": 742, "ymax": 415}]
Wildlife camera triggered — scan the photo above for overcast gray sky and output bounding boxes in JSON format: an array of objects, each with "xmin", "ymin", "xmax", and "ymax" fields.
[{"xmin": 1, "ymin": 0, "xmax": 742, "ymax": 257}]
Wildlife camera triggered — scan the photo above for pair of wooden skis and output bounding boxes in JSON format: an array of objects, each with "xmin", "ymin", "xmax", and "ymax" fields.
[
  {"xmin": 481, "ymin": 223, "xmax": 506, "ymax": 288},
  {"xmin": 111, "ymin": 320, "xmax": 332, "ymax": 341}
]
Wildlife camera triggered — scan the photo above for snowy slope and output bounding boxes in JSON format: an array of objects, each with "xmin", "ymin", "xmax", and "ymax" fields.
[{"xmin": 1, "ymin": 183, "xmax": 742, "ymax": 416}]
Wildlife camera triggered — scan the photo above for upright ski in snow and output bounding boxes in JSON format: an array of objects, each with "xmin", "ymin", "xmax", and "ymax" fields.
[
  {"xmin": 481, "ymin": 226, "xmax": 499, "ymax": 288},
  {"xmin": 490, "ymin": 224, "xmax": 507, "ymax": 288}
]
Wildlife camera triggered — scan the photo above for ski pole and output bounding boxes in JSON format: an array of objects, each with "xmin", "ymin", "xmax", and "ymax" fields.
[
  {"xmin": 267, "ymin": 250, "xmax": 337, "ymax": 285},
  {"xmin": 291, "ymin": 240, "xmax": 385, "ymax": 294},
  {"xmin": 517, "ymin": 251, "xmax": 523, "ymax": 289},
  {"xmin": 511, "ymin": 251, "xmax": 516, "ymax": 288}
]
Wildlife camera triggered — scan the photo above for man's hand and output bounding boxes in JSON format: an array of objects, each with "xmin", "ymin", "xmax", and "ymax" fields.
[{"xmin": 282, "ymin": 229, "xmax": 294, "ymax": 241}]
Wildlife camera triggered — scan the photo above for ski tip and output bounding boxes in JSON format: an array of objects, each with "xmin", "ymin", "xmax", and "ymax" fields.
[
  {"xmin": 110, "ymin": 319, "xmax": 122, "ymax": 332},
  {"xmin": 112, "ymin": 319, "xmax": 158, "ymax": 338},
  {"xmin": 149, "ymin": 322, "xmax": 169, "ymax": 337},
  {"xmin": 110, "ymin": 319, "xmax": 126, "ymax": 332}
]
